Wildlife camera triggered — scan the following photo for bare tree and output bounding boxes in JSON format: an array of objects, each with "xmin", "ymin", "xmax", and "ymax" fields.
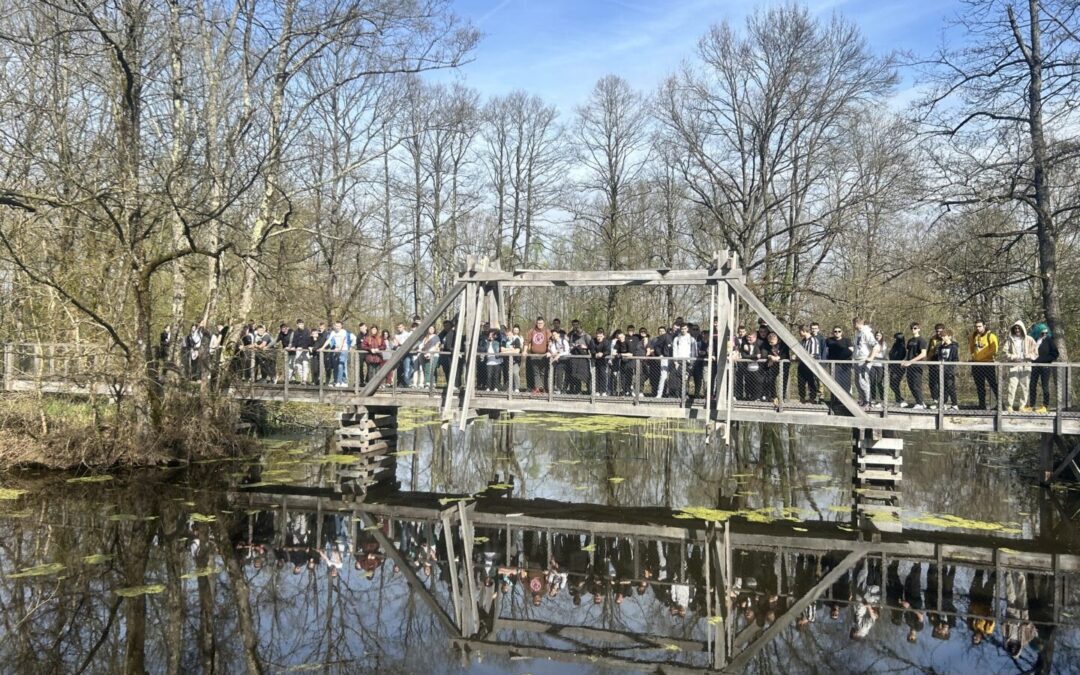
[
  {"xmin": 573, "ymin": 75, "xmax": 652, "ymax": 326},
  {"xmin": 917, "ymin": 0, "xmax": 1080, "ymax": 358}
]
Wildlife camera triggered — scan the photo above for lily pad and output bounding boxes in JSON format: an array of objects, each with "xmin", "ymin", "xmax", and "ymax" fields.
[
  {"xmin": 82, "ymin": 554, "xmax": 113, "ymax": 565},
  {"xmin": 189, "ymin": 513, "xmax": 216, "ymax": 523},
  {"xmin": 0, "ymin": 488, "xmax": 27, "ymax": 500},
  {"xmin": 9, "ymin": 562, "xmax": 66, "ymax": 578},
  {"xmin": 115, "ymin": 584, "xmax": 166, "ymax": 597}
]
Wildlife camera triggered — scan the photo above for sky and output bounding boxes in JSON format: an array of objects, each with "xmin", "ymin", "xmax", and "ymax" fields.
[{"xmin": 439, "ymin": 0, "xmax": 964, "ymax": 113}]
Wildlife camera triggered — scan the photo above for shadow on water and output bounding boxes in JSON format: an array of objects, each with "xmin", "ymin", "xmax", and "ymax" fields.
[{"xmin": 2, "ymin": 413, "xmax": 1080, "ymax": 673}]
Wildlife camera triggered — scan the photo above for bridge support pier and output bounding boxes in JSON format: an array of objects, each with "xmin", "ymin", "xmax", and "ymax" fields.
[
  {"xmin": 852, "ymin": 428, "xmax": 902, "ymax": 533},
  {"xmin": 335, "ymin": 406, "xmax": 398, "ymax": 496},
  {"xmin": 1040, "ymin": 433, "xmax": 1080, "ymax": 485}
]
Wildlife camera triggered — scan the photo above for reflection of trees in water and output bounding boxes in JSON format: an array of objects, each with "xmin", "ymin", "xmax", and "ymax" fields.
[{"xmin": 0, "ymin": 481, "xmax": 459, "ymax": 674}]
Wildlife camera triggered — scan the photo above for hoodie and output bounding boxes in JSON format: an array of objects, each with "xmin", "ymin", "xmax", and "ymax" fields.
[{"xmin": 1003, "ymin": 320, "xmax": 1037, "ymax": 362}]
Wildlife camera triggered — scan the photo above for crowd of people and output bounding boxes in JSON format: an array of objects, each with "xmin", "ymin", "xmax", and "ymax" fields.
[{"xmin": 161, "ymin": 313, "xmax": 1062, "ymax": 412}]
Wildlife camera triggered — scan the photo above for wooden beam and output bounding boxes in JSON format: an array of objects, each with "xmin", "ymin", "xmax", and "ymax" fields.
[
  {"xmin": 460, "ymin": 268, "xmax": 743, "ymax": 286},
  {"xmin": 356, "ymin": 511, "xmax": 460, "ymax": 637},
  {"xmin": 441, "ymin": 289, "xmax": 470, "ymax": 420},
  {"xmin": 359, "ymin": 282, "xmax": 466, "ymax": 398},
  {"xmin": 722, "ymin": 548, "xmax": 869, "ymax": 673},
  {"xmin": 459, "ymin": 282, "xmax": 487, "ymax": 431},
  {"xmin": 727, "ymin": 278, "xmax": 867, "ymax": 420}
]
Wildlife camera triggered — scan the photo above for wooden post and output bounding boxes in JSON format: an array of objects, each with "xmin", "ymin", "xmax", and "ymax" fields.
[
  {"xmin": 459, "ymin": 276, "xmax": 487, "ymax": 431},
  {"xmin": 704, "ymin": 283, "xmax": 717, "ymax": 442},
  {"xmin": 441, "ymin": 287, "xmax": 471, "ymax": 421}
]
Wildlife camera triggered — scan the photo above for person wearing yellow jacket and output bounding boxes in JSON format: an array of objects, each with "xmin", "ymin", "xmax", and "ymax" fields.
[
  {"xmin": 1003, "ymin": 320, "xmax": 1038, "ymax": 411},
  {"xmin": 969, "ymin": 320, "xmax": 999, "ymax": 409}
]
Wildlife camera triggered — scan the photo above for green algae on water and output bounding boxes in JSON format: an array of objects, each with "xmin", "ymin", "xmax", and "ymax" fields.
[
  {"xmin": 0, "ymin": 487, "xmax": 27, "ymax": 500},
  {"xmin": 66, "ymin": 475, "xmax": 113, "ymax": 484}
]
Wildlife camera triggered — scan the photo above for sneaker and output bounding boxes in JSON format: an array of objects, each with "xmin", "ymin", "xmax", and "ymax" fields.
[
  {"xmin": 949, "ymin": 405, "xmax": 959, "ymax": 411},
  {"xmin": 1020, "ymin": 406, "xmax": 1033, "ymax": 413},
  {"xmin": 899, "ymin": 401, "xmax": 910, "ymax": 408},
  {"xmin": 1037, "ymin": 406, "xmax": 1048, "ymax": 414},
  {"xmin": 912, "ymin": 403, "xmax": 926, "ymax": 410}
]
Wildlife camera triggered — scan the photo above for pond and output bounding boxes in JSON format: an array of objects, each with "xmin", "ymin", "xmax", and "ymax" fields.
[{"xmin": 1, "ymin": 412, "xmax": 1078, "ymax": 674}]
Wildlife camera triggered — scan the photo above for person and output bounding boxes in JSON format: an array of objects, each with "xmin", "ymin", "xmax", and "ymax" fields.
[
  {"xmin": 419, "ymin": 324, "xmax": 441, "ymax": 388},
  {"xmin": 409, "ymin": 322, "xmax": 425, "ymax": 387},
  {"xmin": 760, "ymin": 332, "xmax": 788, "ymax": 402},
  {"xmin": 526, "ymin": 317, "xmax": 551, "ymax": 394},
  {"xmin": 738, "ymin": 331, "xmax": 763, "ymax": 401},
  {"xmin": 852, "ymin": 318, "xmax": 880, "ymax": 408},
  {"xmin": 825, "ymin": 326, "xmax": 853, "ymax": 398},
  {"xmin": 253, "ymin": 324, "xmax": 274, "ymax": 382},
  {"xmin": 287, "ymin": 319, "xmax": 313, "ymax": 384},
  {"xmin": 1029, "ymin": 323, "xmax": 1058, "ymax": 412},
  {"xmin": 926, "ymin": 324, "xmax": 946, "ymax": 404},
  {"xmin": 325, "ymin": 321, "xmax": 349, "ymax": 387},
  {"xmin": 480, "ymin": 328, "xmax": 504, "ymax": 391},
  {"xmin": 1003, "ymin": 320, "xmax": 1037, "ymax": 412},
  {"xmin": 361, "ymin": 326, "xmax": 385, "ymax": 386},
  {"xmin": 901, "ymin": 323, "xmax": 928, "ymax": 409},
  {"xmin": 669, "ymin": 323, "xmax": 698, "ymax": 399},
  {"xmin": 593, "ymin": 328, "xmax": 611, "ymax": 395},
  {"xmin": 437, "ymin": 320, "xmax": 456, "ymax": 385},
  {"xmin": 500, "ymin": 325, "xmax": 523, "ymax": 392},
  {"xmin": 547, "ymin": 329, "xmax": 570, "ymax": 393},
  {"xmin": 870, "ymin": 331, "xmax": 886, "ymax": 404},
  {"xmin": 569, "ymin": 326, "xmax": 594, "ymax": 394},
  {"xmin": 208, "ymin": 324, "xmax": 227, "ymax": 378},
  {"xmin": 393, "ymin": 322, "xmax": 414, "ymax": 387},
  {"xmin": 609, "ymin": 330, "xmax": 631, "ymax": 396},
  {"xmin": 310, "ymin": 324, "xmax": 327, "ymax": 386},
  {"xmin": 938, "ymin": 330, "xmax": 960, "ymax": 410},
  {"xmin": 795, "ymin": 325, "xmax": 819, "ymax": 404},
  {"xmin": 158, "ymin": 325, "xmax": 172, "ymax": 362},
  {"xmin": 185, "ymin": 322, "xmax": 211, "ymax": 381},
  {"xmin": 888, "ymin": 332, "xmax": 905, "ymax": 404},
  {"xmin": 970, "ymin": 320, "xmax": 1000, "ymax": 410}
]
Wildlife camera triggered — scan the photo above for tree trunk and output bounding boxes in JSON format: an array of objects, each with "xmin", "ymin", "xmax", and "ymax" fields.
[{"xmin": 1024, "ymin": 0, "xmax": 1068, "ymax": 360}]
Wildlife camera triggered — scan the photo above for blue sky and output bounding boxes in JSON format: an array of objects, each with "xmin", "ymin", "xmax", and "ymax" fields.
[{"xmin": 441, "ymin": 0, "xmax": 963, "ymax": 112}]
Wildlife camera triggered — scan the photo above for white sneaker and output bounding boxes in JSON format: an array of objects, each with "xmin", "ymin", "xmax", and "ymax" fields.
[
  {"xmin": 899, "ymin": 401, "xmax": 910, "ymax": 408},
  {"xmin": 948, "ymin": 405, "xmax": 959, "ymax": 411},
  {"xmin": 913, "ymin": 403, "xmax": 926, "ymax": 410}
]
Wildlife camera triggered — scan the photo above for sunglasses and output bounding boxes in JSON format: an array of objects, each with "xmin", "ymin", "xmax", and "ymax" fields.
[{"xmin": 833, "ymin": 330, "xmax": 842, "ymax": 334}]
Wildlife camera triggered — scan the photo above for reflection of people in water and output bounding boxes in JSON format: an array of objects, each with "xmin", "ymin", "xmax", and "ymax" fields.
[
  {"xmin": 354, "ymin": 519, "xmax": 386, "ymax": 579},
  {"xmin": 901, "ymin": 563, "xmax": 926, "ymax": 643},
  {"xmin": 967, "ymin": 569, "xmax": 996, "ymax": 645},
  {"xmin": 927, "ymin": 564, "xmax": 957, "ymax": 641},
  {"xmin": 1004, "ymin": 571, "xmax": 1036, "ymax": 659},
  {"xmin": 849, "ymin": 559, "xmax": 881, "ymax": 640}
]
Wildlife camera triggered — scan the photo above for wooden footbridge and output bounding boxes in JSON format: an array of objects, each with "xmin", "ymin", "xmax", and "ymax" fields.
[{"xmin": 4, "ymin": 252, "xmax": 1080, "ymax": 482}]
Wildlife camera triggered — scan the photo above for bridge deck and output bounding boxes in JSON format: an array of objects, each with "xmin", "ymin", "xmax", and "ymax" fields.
[{"xmin": 8, "ymin": 375, "xmax": 1080, "ymax": 434}]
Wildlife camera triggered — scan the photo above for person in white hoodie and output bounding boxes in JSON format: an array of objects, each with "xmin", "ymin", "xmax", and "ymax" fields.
[
  {"xmin": 668, "ymin": 324, "xmax": 699, "ymax": 399},
  {"xmin": 1003, "ymin": 319, "xmax": 1037, "ymax": 411}
]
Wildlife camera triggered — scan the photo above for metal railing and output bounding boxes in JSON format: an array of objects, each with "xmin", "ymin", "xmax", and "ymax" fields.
[{"xmin": 3, "ymin": 343, "xmax": 1079, "ymax": 423}]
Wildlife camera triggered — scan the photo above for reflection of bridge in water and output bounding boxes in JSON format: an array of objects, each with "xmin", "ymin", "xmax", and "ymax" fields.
[{"xmin": 232, "ymin": 475, "xmax": 1080, "ymax": 674}]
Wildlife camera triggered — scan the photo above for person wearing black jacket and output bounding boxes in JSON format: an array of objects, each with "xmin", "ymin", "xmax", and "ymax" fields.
[
  {"xmin": 438, "ymin": 320, "xmax": 457, "ymax": 386},
  {"xmin": 888, "ymin": 333, "xmax": 906, "ymax": 403},
  {"xmin": 569, "ymin": 327, "xmax": 594, "ymax": 394},
  {"xmin": 650, "ymin": 327, "xmax": 670, "ymax": 396},
  {"xmin": 938, "ymin": 330, "xmax": 960, "ymax": 409},
  {"xmin": 1029, "ymin": 325, "xmax": 1059, "ymax": 411},
  {"xmin": 610, "ymin": 330, "xmax": 631, "ymax": 396},
  {"xmin": 593, "ymin": 329, "xmax": 611, "ymax": 395},
  {"xmin": 310, "ymin": 324, "xmax": 328, "ymax": 386},
  {"xmin": 825, "ymin": 326, "xmax": 853, "ymax": 398},
  {"xmin": 738, "ymin": 332, "xmax": 764, "ymax": 400},
  {"xmin": 287, "ymin": 319, "xmax": 313, "ymax": 384}
]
